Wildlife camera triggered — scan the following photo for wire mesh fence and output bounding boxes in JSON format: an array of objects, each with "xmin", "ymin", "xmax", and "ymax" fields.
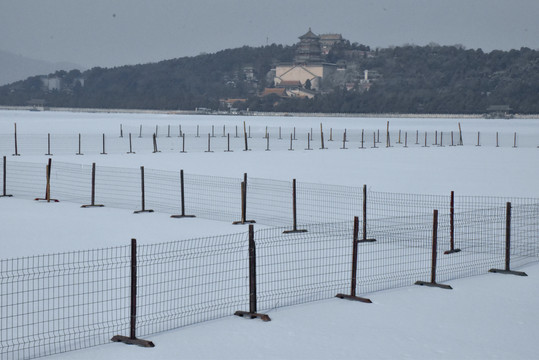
[
  {"xmin": 2, "ymin": 158, "xmax": 539, "ymax": 359},
  {"xmin": 5, "ymin": 158, "xmax": 537, "ymax": 228},
  {"xmin": 1, "ymin": 203, "xmax": 539, "ymax": 359},
  {"xmin": 0, "ymin": 246, "xmax": 131, "ymax": 360}
]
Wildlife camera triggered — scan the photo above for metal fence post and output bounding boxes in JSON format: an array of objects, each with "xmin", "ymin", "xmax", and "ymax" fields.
[
  {"xmin": 320, "ymin": 123, "xmax": 326, "ymax": 149},
  {"xmin": 283, "ymin": 179, "xmax": 307, "ymax": 233},
  {"xmin": 152, "ymin": 133, "xmax": 161, "ymax": 153},
  {"xmin": 234, "ymin": 225, "xmax": 271, "ymax": 321},
  {"xmin": 233, "ymin": 173, "xmax": 255, "ymax": 225},
  {"xmin": 336, "ymin": 216, "xmax": 373, "ymax": 303},
  {"xmin": 35, "ymin": 158, "xmax": 59, "ymax": 202},
  {"xmin": 243, "ymin": 121, "xmax": 250, "ymax": 151},
  {"xmin": 76, "ymin": 133, "xmax": 84, "ymax": 155},
  {"xmin": 12, "ymin": 123, "xmax": 20, "ymax": 156},
  {"xmin": 224, "ymin": 133, "xmax": 233, "ymax": 152},
  {"xmin": 81, "ymin": 163, "xmax": 104, "ymax": 208},
  {"xmin": 45, "ymin": 133, "xmax": 53, "ymax": 156},
  {"xmin": 180, "ymin": 133, "xmax": 187, "ymax": 153},
  {"xmin": 415, "ymin": 210, "xmax": 452, "ymax": 289},
  {"xmin": 0, "ymin": 156, "xmax": 13, "ymax": 197},
  {"xmin": 101, "ymin": 133, "xmax": 107, "ymax": 155},
  {"xmin": 127, "ymin": 133, "xmax": 135, "ymax": 154},
  {"xmin": 111, "ymin": 239, "xmax": 155, "ymax": 347},
  {"xmin": 359, "ymin": 185, "xmax": 376, "ymax": 243},
  {"xmin": 134, "ymin": 166, "xmax": 154, "ymax": 213},
  {"xmin": 489, "ymin": 202, "xmax": 528, "ymax": 276},
  {"xmin": 444, "ymin": 191, "xmax": 461, "ymax": 254},
  {"xmin": 171, "ymin": 170, "xmax": 196, "ymax": 218}
]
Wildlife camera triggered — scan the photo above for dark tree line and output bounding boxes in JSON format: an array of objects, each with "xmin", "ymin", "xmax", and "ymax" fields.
[{"xmin": 0, "ymin": 43, "xmax": 537, "ymax": 114}]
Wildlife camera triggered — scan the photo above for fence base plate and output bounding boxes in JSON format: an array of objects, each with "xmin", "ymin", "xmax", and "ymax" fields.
[
  {"xmin": 34, "ymin": 198, "xmax": 59, "ymax": 202},
  {"xmin": 81, "ymin": 204, "xmax": 105, "ymax": 208},
  {"xmin": 234, "ymin": 311, "xmax": 271, "ymax": 322},
  {"xmin": 444, "ymin": 248, "xmax": 461, "ymax": 255},
  {"xmin": 0, "ymin": 194, "xmax": 13, "ymax": 198},
  {"xmin": 232, "ymin": 219, "xmax": 256, "ymax": 225},
  {"xmin": 111, "ymin": 335, "xmax": 155, "ymax": 348},
  {"xmin": 489, "ymin": 268, "xmax": 528, "ymax": 276},
  {"xmin": 170, "ymin": 214, "xmax": 196, "ymax": 218},
  {"xmin": 335, "ymin": 293, "xmax": 372, "ymax": 303},
  {"xmin": 134, "ymin": 209, "xmax": 154, "ymax": 214},
  {"xmin": 415, "ymin": 281, "xmax": 452, "ymax": 290},
  {"xmin": 283, "ymin": 229, "xmax": 308, "ymax": 234}
]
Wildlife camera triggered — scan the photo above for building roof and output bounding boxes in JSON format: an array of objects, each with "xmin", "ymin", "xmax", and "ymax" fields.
[
  {"xmin": 261, "ymin": 88, "xmax": 287, "ymax": 97},
  {"xmin": 299, "ymin": 28, "xmax": 319, "ymax": 40},
  {"xmin": 320, "ymin": 34, "xmax": 343, "ymax": 40}
]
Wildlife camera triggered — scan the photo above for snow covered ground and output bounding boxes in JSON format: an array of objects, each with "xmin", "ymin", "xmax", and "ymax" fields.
[{"xmin": 1, "ymin": 109, "xmax": 539, "ymax": 359}]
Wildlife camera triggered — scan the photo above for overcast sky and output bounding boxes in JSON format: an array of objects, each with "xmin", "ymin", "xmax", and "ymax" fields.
[{"xmin": 1, "ymin": 0, "xmax": 538, "ymax": 69}]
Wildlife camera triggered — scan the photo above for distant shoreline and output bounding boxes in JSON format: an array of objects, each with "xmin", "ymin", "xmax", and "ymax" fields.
[{"xmin": 1, "ymin": 105, "xmax": 538, "ymax": 119}]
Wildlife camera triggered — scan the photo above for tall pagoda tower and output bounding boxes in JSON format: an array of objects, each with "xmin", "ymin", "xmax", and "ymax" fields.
[{"xmin": 294, "ymin": 28, "xmax": 322, "ymax": 64}]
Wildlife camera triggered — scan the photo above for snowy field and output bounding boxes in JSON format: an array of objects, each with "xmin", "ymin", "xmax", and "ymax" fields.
[{"xmin": 1, "ymin": 109, "xmax": 539, "ymax": 359}]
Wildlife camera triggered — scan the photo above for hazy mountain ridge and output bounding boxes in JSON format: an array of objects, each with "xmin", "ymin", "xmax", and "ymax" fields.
[{"xmin": 0, "ymin": 50, "xmax": 83, "ymax": 86}]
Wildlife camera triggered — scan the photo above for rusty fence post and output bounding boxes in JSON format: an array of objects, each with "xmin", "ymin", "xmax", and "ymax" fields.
[
  {"xmin": 34, "ymin": 158, "xmax": 59, "ymax": 203},
  {"xmin": 336, "ymin": 216, "xmax": 373, "ymax": 303},
  {"xmin": 171, "ymin": 169, "xmax": 196, "ymax": 219},
  {"xmin": 234, "ymin": 225, "xmax": 271, "ymax": 321},
  {"xmin": 233, "ymin": 173, "xmax": 255, "ymax": 225},
  {"xmin": 415, "ymin": 210, "xmax": 452, "ymax": 289},
  {"xmin": 283, "ymin": 179, "xmax": 307, "ymax": 234},
  {"xmin": 81, "ymin": 163, "xmax": 104, "ymax": 208},
  {"xmin": 444, "ymin": 191, "xmax": 461, "ymax": 254},
  {"xmin": 489, "ymin": 202, "xmax": 528, "ymax": 276},
  {"xmin": 1, "ymin": 156, "xmax": 13, "ymax": 197},
  {"xmin": 111, "ymin": 239, "xmax": 155, "ymax": 347},
  {"xmin": 134, "ymin": 166, "xmax": 154, "ymax": 214}
]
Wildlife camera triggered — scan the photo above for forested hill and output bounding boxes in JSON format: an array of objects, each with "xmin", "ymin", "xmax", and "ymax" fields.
[{"xmin": 0, "ymin": 43, "xmax": 538, "ymax": 114}]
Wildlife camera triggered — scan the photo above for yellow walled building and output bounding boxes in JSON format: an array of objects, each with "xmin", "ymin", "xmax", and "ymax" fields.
[{"xmin": 273, "ymin": 28, "xmax": 337, "ymax": 92}]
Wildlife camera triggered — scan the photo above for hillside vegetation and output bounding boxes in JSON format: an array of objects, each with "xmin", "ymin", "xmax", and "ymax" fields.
[{"xmin": 0, "ymin": 43, "xmax": 537, "ymax": 114}]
